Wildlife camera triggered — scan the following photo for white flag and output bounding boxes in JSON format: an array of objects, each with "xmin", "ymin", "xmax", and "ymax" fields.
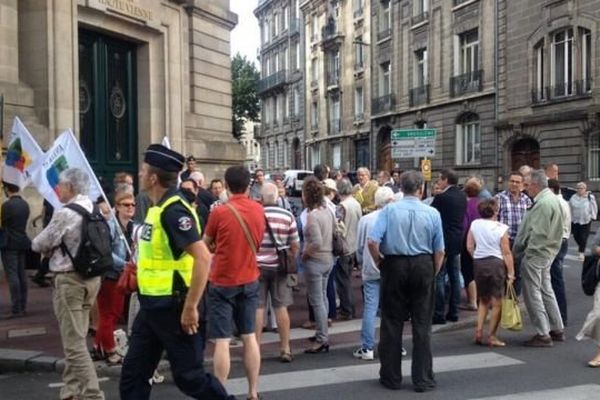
[
  {"xmin": 29, "ymin": 130, "xmax": 103, "ymax": 209},
  {"xmin": 3, "ymin": 117, "xmax": 44, "ymax": 188},
  {"xmin": 161, "ymin": 135, "xmax": 171, "ymax": 149}
]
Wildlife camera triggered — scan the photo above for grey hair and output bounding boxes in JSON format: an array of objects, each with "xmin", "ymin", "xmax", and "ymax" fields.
[
  {"xmin": 529, "ymin": 169, "xmax": 548, "ymax": 189},
  {"xmin": 337, "ymin": 178, "xmax": 354, "ymax": 196},
  {"xmin": 400, "ymin": 170, "xmax": 424, "ymax": 195},
  {"xmin": 519, "ymin": 165, "xmax": 532, "ymax": 177},
  {"xmin": 375, "ymin": 187, "xmax": 395, "ymax": 208},
  {"xmin": 59, "ymin": 168, "xmax": 90, "ymax": 195},
  {"xmin": 357, "ymin": 167, "xmax": 371, "ymax": 178},
  {"xmin": 190, "ymin": 171, "xmax": 205, "ymax": 186},
  {"xmin": 260, "ymin": 182, "xmax": 279, "ymax": 205}
]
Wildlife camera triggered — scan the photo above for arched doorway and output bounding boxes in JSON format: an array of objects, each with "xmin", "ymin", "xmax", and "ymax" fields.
[
  {"xmin": 293, "ymin": 138, "xmax": 301, "ymax": 169},
  {"xmin": 377, "ymin": 126, "xmax": 392, "ymax": 172},
  {"xmin": 511, "ymin": 138, "xmax": 540, "ymax": 171}
]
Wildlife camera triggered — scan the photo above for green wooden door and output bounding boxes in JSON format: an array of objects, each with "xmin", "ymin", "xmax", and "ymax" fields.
[{"xmin": 78, "ymin": 29, "xmax": 137, "ymax": 188}]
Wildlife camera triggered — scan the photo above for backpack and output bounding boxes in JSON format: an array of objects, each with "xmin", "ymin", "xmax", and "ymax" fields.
[
  {"xmin": 61, "ymin": 203, "xmax": 114, "ymax": 279},
  {"xmin": 331, "ymin": 209, "xmax": 350, "ymax": 257},
  {"xmin": 581, "ymin": 255, "xmax": 600, "ymax": 296}
]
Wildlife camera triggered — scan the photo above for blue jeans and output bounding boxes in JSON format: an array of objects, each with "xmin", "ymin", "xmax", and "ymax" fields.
[
  {"xmin": 550, "ymin": 238, "xmax": 568, "ymax": 325},
  {"xmin": 434, "ymin": 254, "xmax": 461, "ymax": 322},
  {"xmin": 361, "ymin": 279, "xmax": 380, "ymax": 350}
]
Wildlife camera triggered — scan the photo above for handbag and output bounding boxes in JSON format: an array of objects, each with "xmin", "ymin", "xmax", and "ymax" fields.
[
  {"xmin": 264, "ymin": 216, "xmax": 297, "ymax": 274},
  {"xmin": 116, "ymin": 261, "xmax": 137, "ymax": 295},
  {"xmin": 225, "ymin": 203, "xmax": 257, "ymax": 255},
  {"xmin": 331, "ymin": 212, "xmax": 350, "ymax": 257},
  {"xmin": 500, "ymin": 283, "xmax": 523, "ymax": 331},
  {"xmin": 581, "ymin": 255, "xmax": 600, "ymax": 296}
]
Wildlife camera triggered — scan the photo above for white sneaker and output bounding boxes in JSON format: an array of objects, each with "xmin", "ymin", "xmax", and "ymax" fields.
[
  {"xmin": 353, "ymin": 347, "xmax": 374, "ymax": 360},
  {"xmin": 401, "ymin": 347, "xmax": 407, "ymax": 356}
]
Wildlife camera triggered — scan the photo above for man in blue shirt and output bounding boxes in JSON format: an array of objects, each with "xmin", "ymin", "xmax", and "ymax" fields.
[{"xmin": 368, "ymin": 170, "xmax": 444, "ymax": 393}]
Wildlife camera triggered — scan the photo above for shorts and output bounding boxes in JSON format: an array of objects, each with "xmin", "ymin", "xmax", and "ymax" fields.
[
  {"xmin": 207, "ymin": 280, "xmax": 259, "ymax": 339},
  {"xmin": 258, "ymin": 269, "xmax": 294, "ymax": 309}
]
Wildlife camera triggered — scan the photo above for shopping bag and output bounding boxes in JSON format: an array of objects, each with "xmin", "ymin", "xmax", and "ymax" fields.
[{"xmin": 501, "ymin": 283, "xmax": 523, "ymax": 331}]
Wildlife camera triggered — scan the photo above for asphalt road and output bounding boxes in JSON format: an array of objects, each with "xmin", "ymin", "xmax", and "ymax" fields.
[{"xmin": 1, "ymin": 242, "xmax": 599, "ymax": 400}]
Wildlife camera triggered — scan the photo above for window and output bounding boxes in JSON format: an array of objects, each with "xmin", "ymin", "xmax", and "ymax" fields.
[
  {"xmin": 415, "ymin": 48, "xmax": 428, "ymax": 87},
  {"xmin": 457, "ymin": 29, "xmax": 479, "ymax": 75},
  {"xmin": 264, "ymin": 98, "xmax": 271, "ymax": 125},
  {"xmin": 265, "ymin": 143, "xmax": 270, "ymax": 168},
  {"xmin": 311, "ymin": 101, "xmax": 319, "ymax": 129},
  {"xmin": 283, "ymin": 140, "xmax": 289, "ymax": 167},
  {"xmin": 273, "ymin": 13, "xmax": 279, "ymax": 37},
  {"xmin": 416, "ymin": 0, "xmax": 429, "ymax": 14},
  {"xmin": 581, "ymin": 28, "xmax": 592, "ymax": 92},
  {"xmin": 295, "ymin": 41, "xmax": 301, "ymax": 70},
  {"xmin": 293, "ymin": 87, "xmax": 300, "ymax": 117},
  {"xmin": 551, "ymin": 28, "xmax": 573, "ymax": 96},
  {"xmin": 328, "ymin": 50, "xmax": 340, "ymax": 85},
  {"xmin": 312, "ymin": 145, "xmax": 321, "ymax": 166},
  {"xmin": 329, "ymin": 96, "xmax": 341, "ymax": 134},
  {"xmin": 276, "ymin": 95, "xmax": 283, "ymax": 124},
  {"xmin": 283, "ymin": 6, "xmax": 289, "ymax": 30},
  {"xmin": 381, "ymin": 0, "xmax": 391, "ymax": 32},
  {"xmin": 311, "ymin": 58, "xmax": 319, "ymax": 82},
  {"xmin": 311, "ymin": 14, "xmax": 319, "ymax": 42},
  {"xmin": 355, "ymin": 35, "xmax": 365, "ymax": 69},
  {"xmin": 589, "ymin": 133, "xmax": 600, "ymax": 180},
  {"xmin": 274, "ymin": 52, "xmax": 280, "ymax": 72},
  {"xmin": 273, "ymin": 95, "xmax": 279, "ymax": 124},
  {"xmin": 260, "ymin": 22, "xmax": 265, "ymax": 45},
  {"xmin": 284, "ymin": 92, "xmax": 290, "ymax": 119},
  {"xmin": 332, "ymin": 143, "xmax": 342, "ymax": 169},
  {"xmin": 533, "ymin": 41, "xmax": 545, "ymax": 101},
  {"xmin": 380, "ymin": 61, "xmax": 391, "ymax": 95},
  {"xmin": 263, "ymin": 19, "xmax": 270, "ymax": 43},
  {"xmin": 354, "ymin": 87, "xmax": 364, "ymax": 119},
  {"xmin": 353, "ymin": 0, "xmax": 364, "ymax": 18},
  {"xmin": 456, "ymin": 114, "xmax": 481, "ymax": 165},
  {"xmin": 282, "ymin": 47, "xmax": 288, "ymax": 71}
]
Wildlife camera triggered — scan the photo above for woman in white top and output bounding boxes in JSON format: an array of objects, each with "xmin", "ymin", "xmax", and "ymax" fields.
[
  {"xmin": 467, "ymin": 198, "xmax": 515, "ymax": 347},
  {"xmin": 569, "ymin": 182, "xmax": 598, "ymax": 260}
]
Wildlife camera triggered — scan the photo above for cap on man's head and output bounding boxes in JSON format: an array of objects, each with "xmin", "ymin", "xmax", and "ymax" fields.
[
  {"xmin": 323, "ymin": 178, "xmax": 338, "ymax": 193},
  {"xmin": 144, "ymin": 144, "xmax": 185, "ymax": 172},
  {"xmin": 186, "ymin": 155, "xmax": 196, "ymax": 162}
]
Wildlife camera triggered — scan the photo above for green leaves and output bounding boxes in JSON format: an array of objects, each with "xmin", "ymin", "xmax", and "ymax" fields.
[{"xmin": 231, "ymin": 53, "xmax": 260, "ymax": 139}]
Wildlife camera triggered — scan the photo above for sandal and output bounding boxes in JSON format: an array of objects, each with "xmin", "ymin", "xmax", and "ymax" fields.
[
  {"xmin": 488, "ymin": 336, "xmax": 506, "ymax": 347},
  {"xmin": 474, "ymin": 329, "xmax": 483, "ymax": 346},
  {"xmin": 280, "ymin": 350, "xmax": 293, "ymax": 363}
]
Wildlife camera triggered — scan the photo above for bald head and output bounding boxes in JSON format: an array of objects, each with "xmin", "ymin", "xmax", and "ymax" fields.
[{"xmin": 260, "ymin": 182, "xmax": 279, "ymax": 205}]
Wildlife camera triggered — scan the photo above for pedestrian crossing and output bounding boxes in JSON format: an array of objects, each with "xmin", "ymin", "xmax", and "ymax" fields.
[
  {"xmin": 225, "ymin": 351, "xmax": 524, "ymax": 396},
  {"xmin": 470, "ymin": 384, "xmax": 600, "ymax": 400}
]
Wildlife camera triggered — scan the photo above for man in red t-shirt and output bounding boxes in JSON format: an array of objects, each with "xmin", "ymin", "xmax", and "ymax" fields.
[{"xmin": 204, "ymin": 166, "xmax": 266, "ymax": 400}]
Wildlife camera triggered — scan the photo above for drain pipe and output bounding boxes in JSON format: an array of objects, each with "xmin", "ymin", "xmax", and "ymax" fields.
[{"xmin": 494, "ymin": 0, "xmax": 500, "ymax": 192}]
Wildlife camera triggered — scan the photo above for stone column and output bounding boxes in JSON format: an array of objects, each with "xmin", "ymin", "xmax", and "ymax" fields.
[{"xmin": 0, "ymin": 0, "xmax": 18, "ymax": 83}]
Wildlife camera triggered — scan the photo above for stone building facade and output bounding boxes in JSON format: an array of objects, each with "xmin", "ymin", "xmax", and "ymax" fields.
[
  {"xmin": 255, "ymin": 0, "xmax": 306, "ymax": 172},
  {"xmin": 497, "ymin": 0, "xmax": 600, "ymax": 189},
  {"xmin": 369, "ymin": 0, "xmax": 498, "ymax": 187},
  {"xmin": 0, "ymin": 0, "xmax": 242, "ymax": 183},
  {"xmin": 300, "ymin": 0, "xmax": 371, "ymax": 172}
]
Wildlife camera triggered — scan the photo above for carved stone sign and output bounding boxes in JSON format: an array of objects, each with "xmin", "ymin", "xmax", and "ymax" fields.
[{"xmin": 98, "ymin": 0, "xmax": 153, "ymax": 22}]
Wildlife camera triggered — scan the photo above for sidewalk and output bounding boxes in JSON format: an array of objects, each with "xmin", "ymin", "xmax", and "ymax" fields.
[{"xmin": 0, "ymin": 267, "xmax": 481, "ymax": 374}]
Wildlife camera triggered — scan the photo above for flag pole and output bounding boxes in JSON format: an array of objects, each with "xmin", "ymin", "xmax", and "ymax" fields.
[{"xmin": 67, "ymin": 130, "xmax": 132, "ymax": 257}]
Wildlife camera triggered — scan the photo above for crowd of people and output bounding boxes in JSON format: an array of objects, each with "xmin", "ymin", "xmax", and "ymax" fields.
[{"xmin": 5, "ymin": 147, "xmax": 600, "ymax": 398}]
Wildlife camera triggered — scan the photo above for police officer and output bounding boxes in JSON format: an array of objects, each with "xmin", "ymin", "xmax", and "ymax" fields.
[{"xmin": 120, "ymin": 144, "xmax": 234, "ymax": 400}]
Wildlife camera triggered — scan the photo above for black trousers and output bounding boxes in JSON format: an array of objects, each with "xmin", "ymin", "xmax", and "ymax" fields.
[
  {"xmin": 120, "ymin": 307, "xmax": 234, "ymax": 400},
  {"xmin": 379, "ymin": 254, "xmax": 436, "ymax": 390},
  {"xmin": 572, "ymin": 222, "xmax": 591, "ymax": 253}
]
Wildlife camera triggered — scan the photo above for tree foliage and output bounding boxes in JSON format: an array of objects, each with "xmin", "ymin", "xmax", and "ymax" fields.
[{"xmin": 231, "ymin": 53, "xmax": 260, "ymax": 139}]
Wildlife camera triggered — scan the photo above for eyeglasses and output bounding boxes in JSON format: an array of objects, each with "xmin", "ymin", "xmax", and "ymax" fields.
[{"xmin": 119, "ymin": 203, "xmax": 136, "ymax": 208}]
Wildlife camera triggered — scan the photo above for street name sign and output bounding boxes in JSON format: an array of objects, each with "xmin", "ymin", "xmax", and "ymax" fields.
[{"xmin": 391, "ymin": 129, "xmax": 436, "ymax": 159}]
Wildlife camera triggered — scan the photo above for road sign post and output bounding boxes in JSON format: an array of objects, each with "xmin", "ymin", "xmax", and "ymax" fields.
[{"xmin": 390, "ymin": 129, "xmax": 436, "ymax": 159}]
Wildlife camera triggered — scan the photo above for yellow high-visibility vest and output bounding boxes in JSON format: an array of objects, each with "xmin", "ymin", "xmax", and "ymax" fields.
[{"xmin": 137, "ymin": 195, "xmax": 200, "ymax": 296}]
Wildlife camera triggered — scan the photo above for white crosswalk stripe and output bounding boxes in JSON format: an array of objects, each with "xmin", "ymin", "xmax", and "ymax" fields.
[
  {"xmin": 469, "ymin": 384, "xmax": 600, "ymax": 400},
  {"xmin": 225, "ymin": 352, "xmax": 524, "ymax": 396}
]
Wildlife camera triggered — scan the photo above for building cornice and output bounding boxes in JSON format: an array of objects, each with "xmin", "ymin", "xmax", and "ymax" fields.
[{"xmin": 185, "ymin": 1, "xmax": 238, "ymax": 31}]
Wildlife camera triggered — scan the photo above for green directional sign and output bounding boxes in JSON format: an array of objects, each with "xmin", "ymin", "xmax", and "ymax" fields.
[{"xmin": 390, "ymin": 128, "xmax": 437, "ymax": 159}]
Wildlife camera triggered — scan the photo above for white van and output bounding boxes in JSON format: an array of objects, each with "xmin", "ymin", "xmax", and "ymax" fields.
[{"xmin": 283, "ymin": 170, "xmax": 313, "ymax": 196}]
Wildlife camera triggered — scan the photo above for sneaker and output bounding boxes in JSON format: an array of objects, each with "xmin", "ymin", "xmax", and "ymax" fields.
[
  {"xmin": 579, "ymin": 253, "xmax": 585, "ymax": 261},
  {"xmin": 523, "ymin": 334, "xmax": 553, "ymax": 347},
  {"xmin": 401, "ymin": 347, "xmax": 407, "ymax": 356},
  {"xmin": 353, "ymin": 347, "xmax": 374, "ymax": 360}
]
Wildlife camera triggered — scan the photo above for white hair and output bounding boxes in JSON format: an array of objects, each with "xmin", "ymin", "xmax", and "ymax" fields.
[
  {"xmin": 189, "ymin": 171, "xmax": 205, "ymax": 186},
  {"xmin": 357, "ymin": 167, "xmax": 371, "ymax": 178},
  {"xmin": 375, "ymin": 186, "xmax": 395, "ymax": 208},
  {"xmin": 261, "ymin": 182, "xmax": 279, "ymax": 205},
  {"xmin": 59, "ymin": 168, "xmax": 90, "ymax": 195}
]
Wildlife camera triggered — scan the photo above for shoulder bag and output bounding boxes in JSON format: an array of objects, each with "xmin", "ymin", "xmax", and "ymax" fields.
[
  {"xmin": 582, "ymin": 254, "xmax": 600, "ymax": 296},
  {"xmin": 225, "ymin": 203, "xmax": 257, "ymax": 255},
  {"xmin": 500, "ymin": 282, "xmax": 523, "ymax": 331},
  {"xmin": 264, "ymin": 215, "xmax": 297, "ymax": 274}
]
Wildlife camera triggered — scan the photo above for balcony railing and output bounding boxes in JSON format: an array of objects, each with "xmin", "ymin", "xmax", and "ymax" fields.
[
  {"xmin": 377, "ymin": 28, "xmax": 392, "ymax": 42},
  {"xmin": 290, "ymin": 18, "xmax": 300, "ymax": 35},
  {"xmin": 450, "ymin": 69, "xmax": 483, "ymax": 97},
  {"xmin": 322, "ymin": 19, "xmax": 342, "ymax": 42},
  {"xmin": 257, "ymin": 70, "xmax": 287, "ymax": 93},
  {"xmin": 453, "ymin": 0, "xmax": 471, "ymax": 6},
  {"xmin": 353, "ymin": 8, "xmax": 364, "ymax": 19},
  {"xmin": 327, "ymin": 71, "xmax": 340, "ymax": 87},
  {"xmin": 531, "ymin": 79, "xmax": 593, "ymax": 103},
  {"xmin": 409, "ymin": 84, "xmax": 430, "ymax": 107},
  {"xmin": 329, "ymin": 119, "xmax": 341, "ymax": 134},
  {"xmin": 411, "ymin": 11, "xmax": 429, "ymax": 26},
  {"xmin": 355, "ymin": 60, "xmax": 365, "ymax": 71},
  {"xmin": 372, "ymin": 93, "xmax": 396, "ymax": 114}
]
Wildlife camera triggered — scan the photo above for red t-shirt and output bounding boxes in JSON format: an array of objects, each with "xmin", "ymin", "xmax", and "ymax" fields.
[{"xmin": 205, "ymin": 194, "xmax": 266, "ymax": 286}]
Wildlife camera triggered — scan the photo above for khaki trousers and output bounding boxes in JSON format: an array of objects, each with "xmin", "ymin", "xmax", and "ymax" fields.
[{"xmin": 53, "ymin": 273, "xmax": 104, "ymax": 400}]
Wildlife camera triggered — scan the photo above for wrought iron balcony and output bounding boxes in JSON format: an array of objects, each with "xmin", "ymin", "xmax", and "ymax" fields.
[
  {"xmin": 409, "ymin": 84, "xmax": 430, "ymax": 107},
  {"xmin": 372, "ymin": 93, "xmax": 395, "ymax": 114},
  {"xmin": 257, "ymin": 70, "xmax": 287, "ymax": 93},
  {"xmin": 531, "ymin": 79, "xmax": 593, "ymax": 104},
  {"xmin": 377, "ymin": 28, "xmax": 392, "ymax": 42},
  {"xmin": 411, "ymin": 11, "xmax": 429, "ymax": 26},
  {"xmin": 450, "ymin": 69, "xmax": 483, "ymax": 97},
  {"xmin": 322, "ymin": 18, "xmax": 343, "ymax": 44},
  {"xmin": 329, "ymin": 119, "xmax": 341, "ymax": 134}
]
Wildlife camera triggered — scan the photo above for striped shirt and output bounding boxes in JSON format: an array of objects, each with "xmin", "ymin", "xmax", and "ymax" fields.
[{"xmin": 257, "ymin": 206, "xmax": 300, "ymax": 269}]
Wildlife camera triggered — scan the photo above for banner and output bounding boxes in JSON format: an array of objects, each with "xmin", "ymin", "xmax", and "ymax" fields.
[
  {"xmin": 29, "ymin": 130, "xmax": 102, "ymax": 209},
  {"xmin": 3, "ymin": 117, "xmax": 44, "ymax": 188}
]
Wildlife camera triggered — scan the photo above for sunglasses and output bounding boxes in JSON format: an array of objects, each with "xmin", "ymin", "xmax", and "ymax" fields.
[{"xmin": 119, "ymin": 203, "xmax": 136, "ymax": 208}]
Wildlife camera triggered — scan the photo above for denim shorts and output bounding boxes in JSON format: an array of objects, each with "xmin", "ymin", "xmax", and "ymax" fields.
[{"xmin": 207, "ymin": 280, "xmax": 259, "ymax": 339}]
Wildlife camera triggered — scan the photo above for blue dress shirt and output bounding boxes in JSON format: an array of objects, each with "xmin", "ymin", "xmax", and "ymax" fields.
[{"xmin": 368, "ymin": 196, "xmax": 444, "ymax": 256}]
